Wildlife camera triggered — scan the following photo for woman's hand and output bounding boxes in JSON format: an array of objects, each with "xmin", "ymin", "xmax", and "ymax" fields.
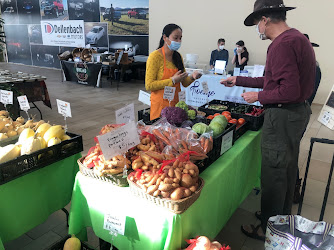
[
  {"xmin": 171, "ymin": 70, "xmax": 188, "ymax": 84},
  {"xmin": 192, "ymin": 71, "xmax": 202, "ymax": 80}
]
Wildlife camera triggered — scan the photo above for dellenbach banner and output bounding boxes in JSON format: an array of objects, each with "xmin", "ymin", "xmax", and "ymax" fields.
[
  {"xmin": 181, "ymin": 75, "xmax": 262, "ymax": 107},
  {"xmin": 61, "ymin": 61, "xmax": 102, "ymax": 86},
  {"xmin": 41, "ymin": 20, "xmax": 85, "ymax": 47}
]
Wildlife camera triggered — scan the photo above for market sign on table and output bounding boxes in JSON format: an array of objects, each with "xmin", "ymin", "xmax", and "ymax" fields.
[
  {"xmin": 98, "ymin": 121, "xmax": 140, "ymax": 160},
  {"xmin": 138, "ymin": 90, "xmax": 151, "ymax": 106},
  {"xmin": 56, "ymin": 99, "xmax": 72, "ymax": 117},
  {"xmin": 116, "ymin": 103, "xmax": 135, "ymax": 124},
  {"xmin": 41, "ymin": 20, "xmax": 85, "ymax": 47},
  {"xmin": 220, "ymin": 130, "xmax": 233, "ymax": 155},
  {"xmin": 163, "ymin": 86, "xmax": 175, "ymax": 101},
  {"xmin": 318, "ymin": 86, "xmax": 334, "ymax": 130},
  {"xmin": 0, "ymin": 90, "xmax": 13, "ymax": 105},
  {"xmin": 103, "ymin": 212, "xmax": 126, "ymax": 235},
  {"xmin": 17, "ymin": 95, "xmax": 30, "ymax": 111},
  {"xmin": 178, "ymin": 91, "xmax": 186, "ymax": 102}
]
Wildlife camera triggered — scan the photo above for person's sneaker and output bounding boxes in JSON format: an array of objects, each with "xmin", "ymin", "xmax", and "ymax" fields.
[{"xmin": 293, "ymin": 178, "xmax": 302, "ymax": 204}]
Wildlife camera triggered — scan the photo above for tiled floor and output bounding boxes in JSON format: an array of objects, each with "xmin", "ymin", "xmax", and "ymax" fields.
[{"xmin": 2, "ymin": 63, "xmax": 334, "ymax": 250}]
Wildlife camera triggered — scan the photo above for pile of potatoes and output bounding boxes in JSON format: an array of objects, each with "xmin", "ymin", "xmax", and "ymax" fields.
[{"xmin": 128, "ymin": 158, "xmax": 200, "ymax": 201}]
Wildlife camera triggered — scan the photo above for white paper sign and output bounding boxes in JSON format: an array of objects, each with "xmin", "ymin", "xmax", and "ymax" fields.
[
  {"xmin": 220, "ymin": 130, "xmax": 234, "ymax": 155},
  {"xmin": 178, "ymin": 91, "xmax": 186, "ymax": 102},
  {"xmin": 17, "ymin": 95, "xmax": 30, "ymax": 111},
  {"xmin": 215, "ymin": 60, "xmax": 226, "ymax": 74},
  {"xmin": 252, "ymin": 65, "xmax": 265, "ymax": 77},
  {"xmin": 0, "ymin": 90, "xmax": 13, "ymax": 105},
  {"xmin": 321, "ymin": 111, "xmax": 332, "ymax": 125},
  {"xmin": 233, "ymin": 67, "xmax": 240, "ymax": 76},
  {"xmin": 116, "ymin": 103, "xmax": 135, "ymax": 124},
  {"xmin": 98, "ymin": 121, "xmax": 140, "ymax": 160},
  {"xmin": 163, "ymin": 86, "xmax": 176, "ymax": 100},
  {"xmin": 201, "ymin": 81, "xmax": 209, "ymax": 94},
  {"xmin": 41, "ymin": 20, "xmax": 85, "ymax": 47},
  {"xmin": 56, "ymin": 99, "xmax": 72, "ymax": 117},
  {"xmin": 104, "ymin": 213, "xmax": 126, "ymax": 235},
  {"xmin": 138, "ymin": 90, "xmax": 151, "ymax": 106}
]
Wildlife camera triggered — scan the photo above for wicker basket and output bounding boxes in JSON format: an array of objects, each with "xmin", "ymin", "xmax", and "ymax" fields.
[
  {"xmin": 78, "ymin": 156, "xmax": 129, "ymax": 187},
  {"xmin": 81, "ymin": 48, "xmax": 96, "ymax": 62},
  {"xmin": 127, "ymin": 172, "xmax": 205, "ymax": 214},
  {"xmin": 72, "ymin": 48, "xmax": 84, "ymax": 58}
]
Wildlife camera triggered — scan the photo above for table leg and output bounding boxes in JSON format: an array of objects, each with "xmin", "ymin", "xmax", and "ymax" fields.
[
  {"xmin": 61, "ymin": 208, "xmax": 69, "ymax": 227},
  {"xmin": 31, "ymin": 102, "xmax": 43, "ymax": 120}
]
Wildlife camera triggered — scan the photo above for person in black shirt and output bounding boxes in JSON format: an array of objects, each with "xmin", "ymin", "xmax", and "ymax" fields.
[
  {"xmin": 232, "ymin": 40, "xmax": 249, "ymax": 70},
  {"xmin": 210, "ymin": 38, "xmax": 229, "ymax": 69}
]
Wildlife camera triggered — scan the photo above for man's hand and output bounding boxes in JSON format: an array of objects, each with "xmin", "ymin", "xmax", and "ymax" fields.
[
  {"xmin": 241, "ymin": 92, "xmax": 259, "ymax": 103},
  {"xmin": 220, "ymin": 76, "xmax": 237, "ymax": 87}
]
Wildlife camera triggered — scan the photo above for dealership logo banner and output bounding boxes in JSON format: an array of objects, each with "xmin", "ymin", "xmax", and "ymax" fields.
[{"xmin": 41, "ymin": 20, "xmax": 85, "ymax": 47}]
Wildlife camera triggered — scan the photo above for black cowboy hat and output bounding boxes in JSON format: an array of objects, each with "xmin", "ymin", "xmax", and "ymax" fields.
[
  {"xmin": 244, "ymin": 0, "xmax": 296, "ymax": 26},
  {"xmin": 304, "ymin": 34, "xmax": 320, "ymax": 47}
]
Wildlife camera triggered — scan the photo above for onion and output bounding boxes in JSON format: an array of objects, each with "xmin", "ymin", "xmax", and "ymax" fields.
[
  {"xmin": 210, "ymin": 241, "xmax": 222, "ymax": 250},
  {"xmin": 194, "ymin": 236, "xmax": 211, "ymax": 250}
]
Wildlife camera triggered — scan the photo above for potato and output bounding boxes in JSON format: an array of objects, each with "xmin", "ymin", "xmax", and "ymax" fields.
[
  {"xmin": 173, "ymin": 159, "xmax": 179, "ymax": 168},
  {"xmin": 153, "ymin": 190, "xmax": 161, "ymax": 197},
  {"xmin": 183, "ymin": 188, "xmax": 192, "ymax": 197},
  {"xmin": 189, "ymin": 169, "xmax": 195, "ymax": 176},
  {"xmin": 174, "ymin": 169, "xmax": 182, "ymax": 180},
  {"xmin": 161, "ymin": 191, "xmax": 171, "ymax": 198},
  {"xmin": 170, "ymin": 187, "xmax": 184, "ymax": 200},
  {"xmin": 173, "ymin": 178, "xmax": 180, "ymax": 183},
  {"xmin": 168, "ymin": 168, "xmax": 174, "ymax": 178},
  {"xmin": 183, "ymin": 169, "xmax": 189, "ymax": 174},
  {"xmin": 172, "ymin": 183, "xmax": 179, "ymax": 188},
  {"xmin": 164, "ymin": 178, "xmax": 174, "ymax": 184},
  {"xmin": 180, "ymin": 174, "xmax": 194, "ymax": 188},
  {"xmin": 129, "ymin": 176, "xmax": 135, "ymax": 182},
  {"xmin": 155, "ymin": 177, "xmax": 162, "ymax": 186},
  {"xmin": 159, "ymin": 183, "xmax": 173, "ymax": 192},
  {"xmin": 147, "ymin": 185, "xmax": 158, "ymax": 195},
  {"xmin": 189, "ymin": 185, "xmax": 197, "ymax": 192}
]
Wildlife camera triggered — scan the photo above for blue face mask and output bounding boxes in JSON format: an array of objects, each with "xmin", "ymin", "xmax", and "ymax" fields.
[{"xmin": 167, "ymin": 40, "xmax": 181, "ymax": 51}]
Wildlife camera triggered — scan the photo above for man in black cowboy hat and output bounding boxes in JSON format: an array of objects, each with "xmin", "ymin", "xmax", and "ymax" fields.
[{"xmin": 221, "ymin": 0, "xmax": 315, "ymax": 241}]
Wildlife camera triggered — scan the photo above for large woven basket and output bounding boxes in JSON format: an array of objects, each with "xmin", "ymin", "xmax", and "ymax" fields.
[
  {"xmin": 127, "ymin": 172, "xmax": 205, "ymax": 214},
  {"xmin": 78, "ymin": 157, "xmax": 129, "ymax": 187},
  {"xmin": 72, "ymin": 48, "xmax": 84, "ymax": 58}
]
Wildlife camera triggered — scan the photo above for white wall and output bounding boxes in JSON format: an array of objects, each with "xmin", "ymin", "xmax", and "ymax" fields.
[{"xmin": 149, "ymin": 0, "xmax": 334, "ymax": 104}]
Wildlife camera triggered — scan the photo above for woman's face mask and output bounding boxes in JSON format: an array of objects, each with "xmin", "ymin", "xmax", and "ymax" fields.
[{"xmin": 167, "ymin": 38, "xmax": 181, "ymax": 51}]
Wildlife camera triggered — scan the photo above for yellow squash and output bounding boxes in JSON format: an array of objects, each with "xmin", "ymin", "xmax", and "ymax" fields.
[
  {"xmin": 36, "ymin": 123, "xmax": 51, "ymax": 138},
  {"xmin": 63, "ymin": 235, "xmax": 81, "ymax": 250},
  {"xmin": 43, "ymin": 125, "xmax": 64, "ymax": 143},
  {"xmin": 18, "ymin": 128, "xmax": 35, "ymax": 144},
  {"xmin": 21, "ymin": 134, "xmax": 43, "ymax": 156},
  {"xmin": 47, "ymin": 137, "xmax": 61, "ymax": 147},
  {"xmin": 0, "ymin": 144, "xmax": 21, "ymax": 164}
]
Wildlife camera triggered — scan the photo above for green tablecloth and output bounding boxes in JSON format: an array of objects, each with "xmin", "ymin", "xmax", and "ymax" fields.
[
  {"xmin": 0, "ymin": 153, "xmax": 81, "ymax": 248},
  {"xmin": 69, "ymin": 131, "xmax": 261, "ymax": 249}
]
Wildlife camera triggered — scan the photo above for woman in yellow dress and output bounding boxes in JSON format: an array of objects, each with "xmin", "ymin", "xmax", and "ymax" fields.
[{"xmin": 145, "ymin": 23, "xmax": 202, "ymax": 120}]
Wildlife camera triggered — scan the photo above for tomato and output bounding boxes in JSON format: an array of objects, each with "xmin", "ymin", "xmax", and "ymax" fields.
[
  {"xmin": 237, "ymin": 118, "xmax": 246, "ymax": 125},
  {"xmin": 223, "ymin": 114, "xmax": 232, "ymax": 121},
  {"xmin": 207, "ymin": 115, "xmax": 214, "ymax": 120},
  {"xmin": 222, "ymin": 111, "xmax": 231, "ymax": 116},
  {"xmin": 229, "ymin": 118, "xmax": 237, "ymax": 124},
  {"xmin": 214, "ymin": 113, "xmax": 221, "ymax": 117}
]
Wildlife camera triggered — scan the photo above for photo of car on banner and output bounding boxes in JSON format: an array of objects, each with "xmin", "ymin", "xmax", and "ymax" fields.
[
  {"xmin": 28, "ymin": 24, "xmax": 43, "ymax": 44},
  {"xmin": 0, "ymin": 0, "xmax": 19, "ymax": 24},
  {"xmin": 68, "ymin": 0, "xmax": 100, "ymax": 22},
  {"xmin": 108, "ymin": 35, "xmax": 148, "ymax": 56},
  {"xmin": 31, "ymin": 44, "xmax": 61, "ymax": 68},
  {"xmin": 17, "ymin": 0, "xmax": 41, "ymax": 24},
  {"xmin": 40, "ymin": 0, "xmax": 69, "ymax": 21},
  {"xmin": 84, "ymin": 22, "xmax": 108, "ymax": 52},
  {"xmin": 99, "ymin": 0, "xmax": 148, "ymax": 35}
]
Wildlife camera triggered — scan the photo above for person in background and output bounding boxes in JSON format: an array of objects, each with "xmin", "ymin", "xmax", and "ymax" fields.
[
  {"xmin": 110, "ymin": 4, "xmax": 115, "ymax": 25},
  {"xmin": 210, "ymin": 38, "xmax": 229, "ymax": 69},
  {"xmin": 232, "ymin": 40, "xmax": 249, "ymax": 70},
  {"xmin": 221, "ymin": 0, "xmax": 315, "ymax": 241},
  {"xmin": 293, "ymin": 33, "xmax": 321, "ymax": 203},
  {"xmin": 145, "ymin": 24, "xmax": 202, "ymax": 120}
]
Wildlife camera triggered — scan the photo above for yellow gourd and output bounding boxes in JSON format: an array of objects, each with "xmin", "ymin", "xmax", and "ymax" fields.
[
  {"xmin": 63, "ymin": 235, "xmax": 81, "ymax": 250},
  {"xmin": 0, "ymin": 133, "xmax": 8, "ymax": 141},
  {"xmin": 61, "ymin": 134, "xmax": 71, "ymax": 141},
  {"xmin": 0, "ymin": 144, "xmax": 21, "ymax": 164},
  {"xmin": 7, "ymin": 130, "xmax": 17, "ymax": 137},
  {"xmin": 16, "ymin": 116, "xmax": 25, "ymax": 124},
  {"xmin": 18, "ymin": 128, "xmax": 35, "ymax": 144},
  {"xmin": 48, "ymin": 137, "xmax": 61, "ymax": 147},
  {"xmin": 44, "ymin": 125, "xmax": 64, "ymax": 143},
  {"xmin": 21, "ymin": 134, "xmax": 43, "ymax": 155},
  {"xmin": 24, "ymin": 120, "xmax": 34, "ymax": 128},
  {"xmin": 36, "ymin": 123, "xmax": 51, "ymax": 138},
  {"xmin": 38, "ymin": 137, "xmax": 47, "ymax": 149}
]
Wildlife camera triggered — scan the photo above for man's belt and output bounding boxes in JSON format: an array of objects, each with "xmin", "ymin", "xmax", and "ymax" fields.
[{"xmin": 263, "ymin": 100, "xmax": 308, "ymax": 109}]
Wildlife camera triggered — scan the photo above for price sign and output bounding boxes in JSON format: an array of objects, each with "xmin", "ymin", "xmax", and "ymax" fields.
[
  {"xmin": 178, "ymin": 91, "xmax": 186, "ymax": 102},
  {"xmin": 220, "ymin": 130, "xmax": 233, "ymax": 155},
  {"xmin": 0, "ymin": 90, "xmax": 13, "ymax": 105},
  {"xmin": 104, "ymin": 213, "xmax": 126, "ymax": 235},
  {"xmin": 233, "ymin": 67, "xmax": 240, "ymax": 77},
  {"xmin": 116, "ymin": 103, "xmax": 135, "ymax": 124},
  {"xmin": 163, "ymin": 86, "xmax": 175, "ymax": 101},
  {"xmin": 98, "ymin": 121, "xmax": 140, "ymax": 160},
  {"xmin": 201, "ymin": 81, "xmax": 209, "ymax": 94},
  {"xmin": 56, "ymin": 99, "xmax": 72, "ymax": 117},
  {"xmin": 138, "ymin": 90, "xmax": 151, "ymax": 106},
  {"xmin": 17, "ymin": 95, "xmax": 30, "ymax": 111},
  {"xmin": 321, "ymin": 111, "xmax": 332, "ymax": 125}
]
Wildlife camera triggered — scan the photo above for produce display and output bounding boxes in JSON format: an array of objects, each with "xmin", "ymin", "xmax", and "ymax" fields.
[
  {"xmin": 230, "ymin": 105, "xmax": 264, "ymax": 116},
  {"xmin": 185, "ymin": 236, "xmax": 230, "ymax": 250},
  {"xmin": 207, "ymin": 104, "xmax": 228, "ymax": 111},
  {"xmin": 207, "ymin": 111, "xmax": 246, "ymax": 130},
  {"xmin": 63, "ymin": 235, "xmax": 81, "ymax": 250}
]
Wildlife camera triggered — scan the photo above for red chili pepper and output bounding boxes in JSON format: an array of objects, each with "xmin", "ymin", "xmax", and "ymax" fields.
[{"xmin": 135, "ymin": 169, "xmax": 143, "ymax": 179}]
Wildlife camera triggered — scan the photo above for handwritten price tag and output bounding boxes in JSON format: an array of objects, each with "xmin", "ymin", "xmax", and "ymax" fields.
[
  {"xmin": 201, "ymin": 81, "xmax": 209, "ymax": 94},
  {"xmin": 98, "ymin": 121, "xmax": 140, "ymax": 160},
  {"xmin": 17, "ymin": 95, "xmax": 30, "ymax": 111},
  {"xmin": 138, "ymin": 90, "xmax": 151, "ymax": 106},
  {"xmin": 178, "ymin": 91, "xmax": 186, "ymax": 102},
  {"xmin": 220, "ymin": 130, "xmax": 233, "ymax": 155},
  {"xmin": 0, "ymin": 90, "xmax": 13, "ymax": 105},
  {"xmin": 56, "ymin": 99, "xmax": 72, "ymax": 117},
  {"xmin": 116, "ymin": 103, "xmax": 135, "ymax": 124},
  {"xmin": 321, "ymin": 111, "xmax": 332, "ymax": 125},
  {"xmin": 163, "ymin": 86, "xmax": 175, "ymax": 101},
  {"xmin": 104, "ymin": 212, "xmax": 126, "ymax": 235}
]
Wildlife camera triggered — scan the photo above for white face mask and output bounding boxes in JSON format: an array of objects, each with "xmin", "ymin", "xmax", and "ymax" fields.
[
  {"xmin": 219, "ymin": 45, "xmax": 224, "ymax": 50},
  {"xmin": 256, "ymin": 20, "xmax": 268, "ymax": 40}
]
